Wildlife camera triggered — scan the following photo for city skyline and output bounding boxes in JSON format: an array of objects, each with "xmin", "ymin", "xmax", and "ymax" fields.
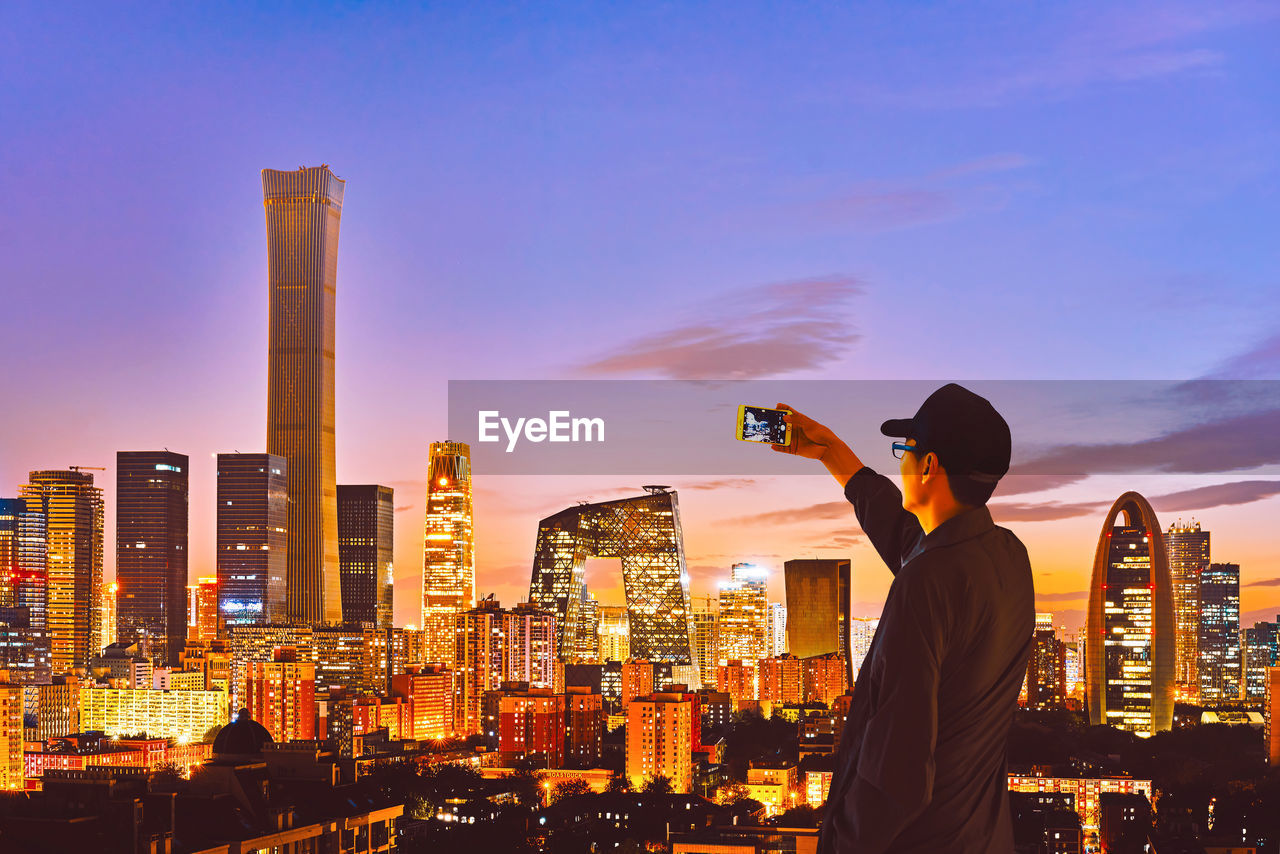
[{"xmin": 3, "ymin": 4, "xmax": 1280, "ymax": 636}]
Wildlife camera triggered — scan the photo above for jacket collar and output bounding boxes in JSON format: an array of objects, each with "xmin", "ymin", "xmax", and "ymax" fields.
[{"xmin": 904, "ymin": 504, "xmax": 995, "ymax": 565}]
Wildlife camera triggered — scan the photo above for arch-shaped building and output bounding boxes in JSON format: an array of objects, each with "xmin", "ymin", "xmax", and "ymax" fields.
[{"xmin": 1085, "ymin": 492, "xmax": 1175, "ymax": 736}]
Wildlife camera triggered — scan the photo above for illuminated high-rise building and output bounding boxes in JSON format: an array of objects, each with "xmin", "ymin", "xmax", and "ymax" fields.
[
  {"xmin": 336, "ymin": 484, "xmax": 394, "ymax": 628},
  {"xmin": 115, "ymin": 451, "xmax": 188, "ymax": 665},
  {"xmin": 421, "ymin": 441, "xmax": 475, "ymax": 666},
  {"xmin": 758, "ymin": 655, "xmax": 803, "ymax": 704},
  {"xmin": 1165, "ymin": 519, "xmax": 1209, "ymax": 701},
  {"xmin": 1027, "ymin": 613, "xmax": 1067, "ymax": 710},
  {"xmin": 246, "ymin": 650, "xmax": 316, "ymax": 742},
  {"xmin": 0, "ymin": 679, "xmax": 20, "ymax": 791},
  {"xmin": 1243, "ymin": 621, "xmax": 1277, "ymax": 701},
  {"xmin": 528, "ymin": 487, "xmax": 694, "ymax": 664},
  {"xmin": 717, "ymin": 563, "xmax": 769, "ymax": 663},
  {"xmin": 216, "ymin": 454, "xmax": 287, "ymax": 629},
  {"xmin": 1266, "ymin": 666, "xmax": 1280, "ymax": 766},
  {"xmin": 690, "ymin": 607, "xmax": 717, "ymax": 688},
  {"xmin": 1199, "ymin": 563, "xmax": 1241, "ymax": 703},
  {"xmin": 20, "ymin": 470, "xmax": 103, "ymax": 672},
  {"xmin": 849, "ymin": 617, "xmax": 878, "ymax": 679},
  {"xmin": 188, "ymin": 576, "xmax": 219, "ymax": 642},
  {"xmin": 263, "ymin": 164, "xmax": 344, "ymax": 626},
  {"xmin": 455, "ymin": 599, "xmax": 505, "ymax": 735},
  {"xmin": 79, "ymin": 685, "xmax": 227, "ymax": 741},
  {"xmin": 565, "ymin": 686, "xmax": 603, "ymax": 767},
  {"xmin": 768, "ymin": 602, "xmax": 787, "ymax": 658},
  {"xmin": 496, "ymin": 687, "xmax": 566, "ymax": 767},
  {"xmin": 626, "ymin": 691, "xmax": 693, "ymax": 793},
  {"xmin": 504, "ymin": 602, "xmax": 557, "ymax": 688},
  {"xmin": 575, "ymin": 588, "xmax": 600, "ymax": 662},
  {"xmin": 1085, "ymin": 492, "xmax": 1174, "ymax": 736},
  {"xmin": 99, "ymin": 581, "xmax": 117, "ymax": 656},
  {"xmin": 599, "ymin": 604, "xmax": 630, "ymax": 663},
  {"xmin": 784, "ymin": 559, "xmax": 853, "ymax": 683},
  {"xmin": 391, "ymin": 664, "xmax": 455, "ymax": 740},
  {"xmin": 0, "ymin": 498, "xmax": 50, "ymax": 682}
]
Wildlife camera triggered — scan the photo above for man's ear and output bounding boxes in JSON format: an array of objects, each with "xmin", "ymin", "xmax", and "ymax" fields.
[{"xmin": 922, "ymin": 453, "xmax": 933, "ymax": 477}]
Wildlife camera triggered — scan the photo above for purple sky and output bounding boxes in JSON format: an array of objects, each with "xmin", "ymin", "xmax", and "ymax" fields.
[{"xmin": 2, "ymin": 2, "xmax": 1279, "ymax": 631}]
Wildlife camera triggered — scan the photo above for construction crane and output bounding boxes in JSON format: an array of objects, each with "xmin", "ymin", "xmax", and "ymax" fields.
[{"xmin": 69, "ymin": 466, "xmax": 105, "ymax": 473}]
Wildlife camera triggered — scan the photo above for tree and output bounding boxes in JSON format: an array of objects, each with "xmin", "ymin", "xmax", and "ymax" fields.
[
  {"xmin": 551, "ymin": 778, "xmax": 591, "ymax": 803},
  {"xmin": 605, "ymin": 770, "xmax": 630, "ymax": 793},
  {"xmin": 641, "ymin": 774, "xmax": 673, "ymax": 795},
  {"xmin": 718, "ymin": 780, "xmax": 751, "ymax": 805},
  {"xmin": 149, "ymin": 761, "xmax": 186, "ymax": 793}
]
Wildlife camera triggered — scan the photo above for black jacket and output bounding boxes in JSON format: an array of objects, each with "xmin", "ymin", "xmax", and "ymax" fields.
[{"xmin": 818, "ymin": 466, "xmax": 1035, "ymax": 854}]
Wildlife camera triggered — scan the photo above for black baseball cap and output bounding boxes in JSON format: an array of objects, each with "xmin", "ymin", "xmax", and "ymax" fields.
[{"xmin": 880, "ymin": 383, "xmax": 1011, "ymax": 484}]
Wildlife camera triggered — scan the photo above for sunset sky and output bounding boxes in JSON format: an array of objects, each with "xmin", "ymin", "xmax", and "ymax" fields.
[{"xmin": 3, "ymin": 3, "xmax": 1279, "ymax": 633}]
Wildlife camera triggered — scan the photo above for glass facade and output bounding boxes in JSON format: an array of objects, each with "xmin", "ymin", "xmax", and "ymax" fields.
[
  {"xmin": 784, "ymin": 559, "xmax": 853, "ymax": 683},
  {"xmin": 216, "ymin": 453, "xmax": 287, "ymax": 629},
  {"xmin": 263, "ymin": 165, "xmax": 345, "ymax": 626},
  {"xmin": 20, "ymin": 470, "xmax": 103, "ymax": 673},
  {"xmin": 1198, "ymin": 562, "xmax": 1241, "ymax": 702},
  {"xmin": 528, "ymin": 487, "xmax": 694, "ymax": 664},
  {"xmin": 421, "ymin": 441, "xmax": 475, "ymax": 666},
  {"xmin": 1243, "ymin": 621, "xmax": 1277, "ymax": 701},
  {"xmin": 1165, "ymin": 519, "xmax": 1209, "ymax": 702},
  {"xmin": 336, "ymin": 484, "xmax": 394, "ymax": 628},
  {"xmin": 1086, "ymin": 493, "xmax": 1175, "ymax": 736},
  {"xmin": 115, "ymin": 451, "xmax": 189, "ymax": 665},
  {"xmin": 0, "ymin": 498, "xmax": 50, "ymax": 682}
]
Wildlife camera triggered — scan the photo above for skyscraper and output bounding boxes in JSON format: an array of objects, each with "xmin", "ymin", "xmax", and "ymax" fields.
[
  {"xmin": 336, "ymin": 484, "xmax": 394, "ymax": 628},
  {"xmin": 575, "ymin": 588, "xmax": 600, "ymax": 662},
  {"xmin": 689, "ymin": 605, "xmax": 717, "ymax": 688},
  {"xmin": 528, "ymin": 487, "xmax": 693, "ymax": 664},
  {"xmin": 263, "ymin": 164, "xmax": 345, "ymax": 626},
  {"xmin": 421, "ymin": 441, "xmax": 475, "ymax": 666},
  {"xmin": 768, "ymin": 602, "xmax": 787, "ymax": 657},
  {"xmin": 455, "ymin": 598, "xmax": 505, "ymax": 735},
  {"xmin": 1199, "ymin": 563, "xmax": 1241, "ymax": 703},
  {"xmin": 0, "ymin": 498, "xmax": 50, "ymax": 682},
  {"xmin": 504, "ymin": 602, "xmax": 557, "ymax": 688},
  {"xmin": 115, "ymin": 451, "xmax": 189, "ymax": 665},
  {"xmin": 1165, "ymin": 519, "xmax": 1209, "ymax": 702},
  {"xmin": 1085, "ymin": 492, "xmax": 1175, "ymax": 736},
  {"xmin": 1027, "ymin": 613, "xmax": 1067, "ymax": 710},
  {"xmin": 718, "ymin": 564, "xmax": 769, "ymax": 663},
  {"xmin": 246, "ymin": 650, "xmax": 316, "ymax": 742},
  {"xmin": 784, "ymin": 558, "xmax": 853, "ymax": 682},
  {"xmin": 626, "ymin": 691, "xmax": 693, "ymax": 793},
  {"xmin": 216, "ymin": 453, "xmax": 287, "ymax": 628},
  {"xmin": 20, "ymin": 470, "xmax": 104, "ymax": 672},
  {"xmin": 1243, "ymin": 621, "xmax": 1277, "ymax": 701},
  {"xmin": 599, "ymin": 604, "xmax": 631, "ymax": 663}
]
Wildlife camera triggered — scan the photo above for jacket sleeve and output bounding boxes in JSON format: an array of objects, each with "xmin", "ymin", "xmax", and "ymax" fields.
[
  {"xmin": 830, "ymin": 566, "xmax": 946, "ymax": 853},
  {"xmin": 843, "ymin": 466, "xmax": 924, "ymax": 576}
]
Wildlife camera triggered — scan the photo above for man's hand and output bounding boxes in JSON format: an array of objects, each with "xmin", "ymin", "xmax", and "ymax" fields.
[{"xmin": 772, "ymin": 402, "xmax": 865, "ymax": 486}]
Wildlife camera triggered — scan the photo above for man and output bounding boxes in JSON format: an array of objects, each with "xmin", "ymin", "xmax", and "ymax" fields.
[{"xmin": 774, "ymin": 383, "xmax": 1034, "ymax": 853}]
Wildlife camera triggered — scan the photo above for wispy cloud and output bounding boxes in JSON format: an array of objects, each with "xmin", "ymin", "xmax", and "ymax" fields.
[
  {"xmin": 989, "ymin": 500, "xmax": 1105, "ymax": 522},
  {"xmin": 1244, "ymin": 578, "xmax": 1280, "ymax": 588},
  {"xmin": 1149, "ymin": 480, "xmax": 1280, "ymax": 513},
  {"xmin": 1015, "ymin": 407, "xmax": 1280, "ymax": 475},
  {"xmin": 727, "ymin": 500, "xmax": 855, "ymax": 527},
  {"xmin": 578, "ymin": 277, "xmax": 863, "ymax": 379}
]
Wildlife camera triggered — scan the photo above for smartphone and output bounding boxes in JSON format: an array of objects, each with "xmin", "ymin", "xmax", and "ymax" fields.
[{"xmin": 736, "ymin": 405, "xmax": 792, "ymax": 446}]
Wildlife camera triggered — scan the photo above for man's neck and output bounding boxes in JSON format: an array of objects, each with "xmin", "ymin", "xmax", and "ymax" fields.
[{"xmin": 915, "ymin": 500, "xmax": 974, "ymax": 535}]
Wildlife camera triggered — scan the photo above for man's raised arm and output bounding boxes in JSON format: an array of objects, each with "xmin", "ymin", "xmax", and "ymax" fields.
[{"xmin": 773, "ymin": 404, "xmax": 923, "ymax": 574}]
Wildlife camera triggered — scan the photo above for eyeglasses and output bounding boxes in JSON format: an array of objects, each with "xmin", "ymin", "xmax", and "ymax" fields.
[{"xmin": 891, "ymin": 442, "xmax": 924, "ymax": 459}]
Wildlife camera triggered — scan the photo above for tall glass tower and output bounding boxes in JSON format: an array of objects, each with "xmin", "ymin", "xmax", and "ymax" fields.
[
  {"xmin": 0, "ymin": 498, "xmax": 50, "ymax": 682},
  {"xmin": 115, "ymin": 450, "xmax": 188, "ymax": 664},
  {"xmin": 1086, "ymin": 492, "xmax": 1175, "ymax": 736},
  {"xmin": 20, "ymin": 470, "xmax": 103, "ymax": 672},
  {"xmin": 1165, "ymin": 519, "xmax": 1209, "ymax": 702},
  {"xmin": 216, "ymin": 454, "xmax": 288, "ymax": 629},
  {"xmin": 421, "ymin": 441, "xmax": 475, "ymax": 665},
  {"xmin": 336, "ymin": 484, "xmax": 394, "ymax": 628},
  {"xmin": 528, "ymin": 487, "xmax": 694, "ymax": 664},
  {"xmin": 1199, "ymin": 562, "xmax": 1241, "ymax": 702},
  {"xmin": 263, "ymin": 165, "xmax": 344, "ymax": 625}
]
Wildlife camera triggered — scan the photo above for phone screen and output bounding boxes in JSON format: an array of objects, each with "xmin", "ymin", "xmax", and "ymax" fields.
[{"xmin": 738, "ymin": 405, "xmax": 790, "ymax": 445}]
